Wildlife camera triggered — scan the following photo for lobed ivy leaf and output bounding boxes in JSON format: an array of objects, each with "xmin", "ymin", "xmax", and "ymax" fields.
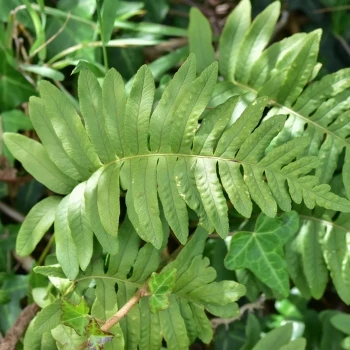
[
  {"xmin": 225, "ymin": 211, "xmax": 299, "ymax": 296},
  {"xmin": 148, "ymin": 268, "xmax": 177, "ymax": 313},
  {"xmin": 61, "ymin": 298, "xmax": 90, "ymax": 336}
]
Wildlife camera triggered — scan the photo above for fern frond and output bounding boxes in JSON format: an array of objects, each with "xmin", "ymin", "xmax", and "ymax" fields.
[
  {"xmin": 31, "ymin": 224, "xmax": 245, "ymax": 349},
  {"xmin": 5, "ymin": 55, "xmax": 350, "ymax": 276},
  {"xmin": 286, "ymin": 210, "xmax": 350, "ymax": 303},
  {"xmin": 216, "ymin": 0, "xmax": 350, "ymax": 186}
]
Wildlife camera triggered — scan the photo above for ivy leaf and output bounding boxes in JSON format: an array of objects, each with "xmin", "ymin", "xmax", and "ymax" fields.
[
  {"xmin": 86, "ymin": 318, "xmax": 114, "ymax": 349},
  {"xmin": 148, "ymin": 269, "xmax": 177, "ymax": 313},
  {"xmin": 225, "ymin": 211, "xmax": 299, "ymax": 296},
  {"xmin": 61, "ymin": 298, "xmax": 90, "ymax": 336}
]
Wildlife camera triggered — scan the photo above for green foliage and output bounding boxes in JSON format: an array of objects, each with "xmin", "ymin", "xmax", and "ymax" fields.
[
  {"xmin": 3, "ymin": 0, "xmax": 350, "ymax": 349},
  {"xmin": 5, "ymin": 54, "xmax": 350, "ymax": 279},
  {"xmin": 28, "ymin": 226, "xmax": 244, "ymax": 348}
]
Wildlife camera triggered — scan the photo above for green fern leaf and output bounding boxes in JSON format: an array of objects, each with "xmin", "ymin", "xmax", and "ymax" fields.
[
  {"xmin": 29, "ymin": 96, "xmax": 86, "ymax": 181},
  {"xmin": 84, "ymin": 168, "xmax": 119, "ymax": 254},
  {"xmin": 102, "ymin": 68, "xmax": 127, "ymax": 158},
  {"xmin": 3, "ymin": 133, "xmax": 77, "ymax": 194},
  {"xmin": 68, "ymin": 183, "xmax": 93, "ymax": 271},
  {"xmin": 78, "ymin": 69, "xmax": 114, "ymax": 163},
  {"xmin": 6, "ymin": 54, "xmax": 350, "ymax": 270},
  {"xmin": 218, "ymin": 0, "xmax": 251, "ymax": 80},
  {"xmin": 39, "ymin": 80, "xmax": 101, "ymax": 172},
  {"xmin": 16, "ymin": 196, "xmax": 61, "ymax": 257},
  {"xmin": 39, "ymin": 225, "xmax": 244, "ymax": 349},
  {"xmin": 234, "ymin": 1, "xmax": 280, "ymax": 83},
  {"xmin": 217, "ymin": 1, "xmax": 350, "ymax": 186},
  {"xmin": 55, "ymin": 196, "xmax": 79, "ymax": 280}
]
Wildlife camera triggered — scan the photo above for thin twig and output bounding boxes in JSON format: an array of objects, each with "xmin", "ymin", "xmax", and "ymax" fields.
[
  {"xmin": 0, "ymin": 202, "xmax": 25, "ymax": 222},
  {"xmin": 313, "ymin": 5, "xmax": 350, "ymax": 13},
  {"xmin": 335, "ymin": 34, "xmax": 350, "ymax": 58},
  {"xmin": 0, "ymin": 303, "xmax": 39, "ymax": 350},
  {"xmin": 101, "ymin": 285, "xmax": 148, "ymax": 331},
  {"xmin": 211, "ymin": 295, "xmax": 266, "ymax": 330}
]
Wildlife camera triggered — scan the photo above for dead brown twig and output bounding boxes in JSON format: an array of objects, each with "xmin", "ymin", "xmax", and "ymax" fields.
[{"xmin": 0, "ymin": 303, "xmax": 39, "ymax": 350}]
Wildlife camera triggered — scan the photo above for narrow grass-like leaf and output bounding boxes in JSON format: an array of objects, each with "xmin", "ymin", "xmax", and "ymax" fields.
[
  {"xmin": 55, "ymin": 196, "xmax": 79, "ymax": 280},
  {"xmin": 101, "ymin": 0, "xmax": 119, "ymax": 44},
  {"xmin": 188, "ymin": 8, "xmax": 215, "ymax": 74},
  {"xmin": 219, "ymin": 0, "xmax": 251, "ymax": 81},
  {"xmin": 78, "ymin": 69, "xmax": 114, "ymax": 163},
  {"xmin": 16, "ymin": 196, "xmax": 61, "ymax": 256},
  {"xmin": 68, "ymin": 182, "xmax": 93, "ymax": 271},
  {"xmin": 3, "ymin": 133, "xmax": 77, "ymax": 194}
]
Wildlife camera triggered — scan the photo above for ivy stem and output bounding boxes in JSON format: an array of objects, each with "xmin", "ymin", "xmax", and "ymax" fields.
[{"xmin": 101, "ymin": 285, "xmax": 148, "ymax": 332}]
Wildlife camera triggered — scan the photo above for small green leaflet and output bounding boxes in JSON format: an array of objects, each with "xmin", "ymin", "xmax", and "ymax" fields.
[
  {"xmin": 225, "ymin": 211, "xmax": 299, "ymax": 296},
  {"xmin": 61, "ymin": 298, "xmax": 90, "ymax": 336},
  {"xmin": 148, "ymin": 269, "xmax": 177, "ymax": 313}
]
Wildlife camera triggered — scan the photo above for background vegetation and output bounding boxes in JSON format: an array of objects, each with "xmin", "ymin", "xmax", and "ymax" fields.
[{"xmin": 1, "ymin": 0, "xmax": 350, "ymax": 349}]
